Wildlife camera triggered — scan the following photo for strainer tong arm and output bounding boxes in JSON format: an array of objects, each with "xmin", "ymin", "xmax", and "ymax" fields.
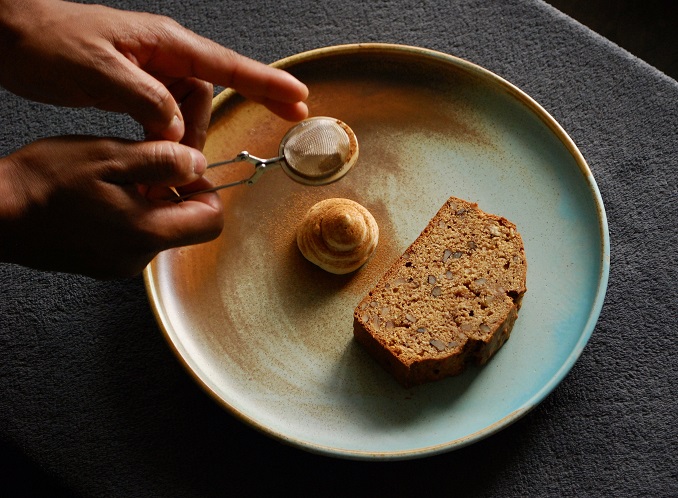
[
  {"xmin": 175, "ymin": 151, "xmax": 284, "ymax": 200},
  {"xmin": 208, "ymin": 151, "xmax": 285, "ymax": 186}
]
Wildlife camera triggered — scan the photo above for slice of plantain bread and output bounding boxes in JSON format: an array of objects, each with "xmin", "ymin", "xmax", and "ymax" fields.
[{"xmin": 353, "ymin": 196, "xmax": 527, "ymax": 387}]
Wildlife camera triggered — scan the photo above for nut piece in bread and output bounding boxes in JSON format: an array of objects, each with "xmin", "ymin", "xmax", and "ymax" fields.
[{"xmin": 353, "ymin": 197, "xmax": 527, "ymax": 387}]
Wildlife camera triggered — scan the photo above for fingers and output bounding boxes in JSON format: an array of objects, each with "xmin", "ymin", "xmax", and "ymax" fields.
[
  {"xmin": 203, "ymin": 49, "xmax": 310, "ymax": 107},
  {"xmin": 90, "ymin": 191, "xmax": 224, "ymax": 278},
  {"xmin": 92, "ymin": 138, "xmax": 226, "ymax": 250},
  {"xmin": 142, "ymin": 22, "xmax": 309, "ymax": 105},
  {"xmin": 141, "ymin": 77, "xmax": 213, "ymax": 148},
  {"xmin": 168, "ymin": 78, "xmax": 214, "ymax": 150},
  {"xmin": 258, "ymin": 99, "xmax": 309, "ymax": 123},
  {"xmin": 114, "ymin": 37, "xmax": 309, "ymax": 141},
  {"xmin": 101, "ymin": 139, "xmax": 226, "ymax": 249},
  {"xmin": 129, "ymin": 177, "xmax": 224, "ymax": 262},
  {"xmin": 116, "ymin": 17, "xmax": 308, "ymax": 135},
  {"xmin": 102, "ymin": 55, "xmax": 186, "ymax": 142},
  {"xmin": 142, "ymin": 188, "xmax": 224, "ymax": 248},
  {"xmin": 2, "ymin": 0, "xmax": 309, "ymax": 141},
  {"xmin": 0, "ymin": 136, "xmax": 226, "ymax": 278}
]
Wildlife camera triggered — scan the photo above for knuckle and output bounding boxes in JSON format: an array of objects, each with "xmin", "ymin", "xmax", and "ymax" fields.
[
  {"xmin": 84, "ymin": 138, "xmax": 129, "ymax": 178},
  {"xmin": 152, "ymin": 14, "xmax": 183, "ymax": 34},
  {"xmin": 220, "ymin": 49, "xmax": 246, "ymax": 87},
  {"xmin": 150, "ymin": 142, "xmax": 188, "ymax": 179},
  {"xmin": 93, "ymin": 139, "xmax": 122, "ymax": 165},
  {"xmin": 140, "ymin": 79, "xmax": 171, "ymax": 114},
  {"xmin": 143, "ymin": 14, "xmax": 189, "ymax": 57},
  {"xmin": 195, "ymin": 79, "xmax": 214, "ymax": 97}
]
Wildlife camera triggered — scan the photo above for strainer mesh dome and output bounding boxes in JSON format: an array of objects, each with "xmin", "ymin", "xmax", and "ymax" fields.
[{"xmin": 282, "ymin": 118, "xmax": 351, "ymax": 178}]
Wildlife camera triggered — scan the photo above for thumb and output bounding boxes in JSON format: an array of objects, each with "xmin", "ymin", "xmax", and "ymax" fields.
[{"xmin": 105, "ymin": 141, "xmax": 207, "ymax": 187}]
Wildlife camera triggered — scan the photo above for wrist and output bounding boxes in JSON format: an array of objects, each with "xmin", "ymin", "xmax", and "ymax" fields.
[
  {"xmin": 0, "ymin": 0, "xmax": 57, "ymax": 91},
  {"xmin": 0, "ymin": 155, "xmax": 30, "ymax": 264},
  {"xmin": 0, "ymin": 0, "xmax": 48, "ymax": 29},
  {"xmin": 0, "ymin": 0, "xmax": 54, "ymax": 53}
]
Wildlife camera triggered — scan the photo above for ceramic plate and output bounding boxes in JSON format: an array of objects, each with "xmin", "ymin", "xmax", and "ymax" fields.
[{"xmin": 144, "ymin": 44, "xmax": 609, "ymax": 460}]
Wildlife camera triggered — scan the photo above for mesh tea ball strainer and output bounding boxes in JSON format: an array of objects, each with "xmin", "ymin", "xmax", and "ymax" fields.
[{"xmin": 177, "ymin": 116, "xmax": 358, "ymax": 200}]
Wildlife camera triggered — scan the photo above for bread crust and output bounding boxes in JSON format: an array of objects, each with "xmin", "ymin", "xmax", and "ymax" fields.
[{"xmin": 353, "ymin": 197, "xmax": 527, "ymax": 387}]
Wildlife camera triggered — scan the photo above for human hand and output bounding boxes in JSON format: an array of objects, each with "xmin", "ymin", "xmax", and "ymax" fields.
[
  {"xmin": 0, "ymin": 0, "xmax": 309, "ymax": 142},
  {"xmin": 0, "ymin": 136, "xmax": 223, "ymax": 278}
]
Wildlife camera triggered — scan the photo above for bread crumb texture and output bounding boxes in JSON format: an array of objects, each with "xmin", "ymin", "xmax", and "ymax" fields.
[{"xmin": 353, "ymin": 197, "xmax": 527, "ymax": 387}]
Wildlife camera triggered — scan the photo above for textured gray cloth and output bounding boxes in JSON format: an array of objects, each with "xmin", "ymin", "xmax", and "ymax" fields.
[{"xmin": 1, "ymin": 0, "xmax": 676, "ymax": 496}]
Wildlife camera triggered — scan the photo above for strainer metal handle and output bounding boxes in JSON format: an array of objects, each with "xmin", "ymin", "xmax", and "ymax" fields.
[{"xmin": 174, "ymin": 151, "xmax": 284, "ymax": 200}]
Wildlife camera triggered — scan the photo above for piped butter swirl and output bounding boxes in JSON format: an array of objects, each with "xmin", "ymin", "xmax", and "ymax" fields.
[{"xmin": 297, "ymin": 198, "xmax": 379, "ymax": 274}]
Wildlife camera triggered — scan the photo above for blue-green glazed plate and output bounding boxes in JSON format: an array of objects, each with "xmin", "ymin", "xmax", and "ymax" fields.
[{"xmin": 145, "ymin": 44, "xmax": 609, "ymax": 460}]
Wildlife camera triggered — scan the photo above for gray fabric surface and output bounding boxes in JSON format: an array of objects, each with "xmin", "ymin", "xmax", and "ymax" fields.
[{"xmin": 1, "ymin": 0, "xmax": 676, "ymax": 496}]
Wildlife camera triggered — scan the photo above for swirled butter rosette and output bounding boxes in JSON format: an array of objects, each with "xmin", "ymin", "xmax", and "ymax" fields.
[{"xmin": 296, "ymin": 198, "xmax": 379, "ymax": 274}]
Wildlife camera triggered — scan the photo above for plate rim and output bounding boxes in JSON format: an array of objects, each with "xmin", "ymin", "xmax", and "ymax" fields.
[{"xmin": 144, "ymin": 43, "xmax": 610, "ymax": 460}]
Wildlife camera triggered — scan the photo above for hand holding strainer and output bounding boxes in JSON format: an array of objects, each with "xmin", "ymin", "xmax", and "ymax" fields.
[{"xmin": 177, "ymin": 117, "xmax": 358, "ymax": 200}]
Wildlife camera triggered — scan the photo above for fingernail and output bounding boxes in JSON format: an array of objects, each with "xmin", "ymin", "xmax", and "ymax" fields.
[
  {"xmin": 166, "ymin": 114, "xmax": 184, "ymax": 142},
  {"xmin": 190, "ymin": 148, "xmax": 207, "ymax": 175}
]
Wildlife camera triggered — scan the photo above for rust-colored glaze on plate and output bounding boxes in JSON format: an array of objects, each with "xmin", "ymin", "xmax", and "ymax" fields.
[{"xmin": 145, "ymin": 44, "xmax": 609, "ymax": 459}]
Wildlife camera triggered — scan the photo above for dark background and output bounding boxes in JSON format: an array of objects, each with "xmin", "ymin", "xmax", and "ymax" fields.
[{"xmin": 547, "ymin": 0, "xmax": 677, "ymax": 80}]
